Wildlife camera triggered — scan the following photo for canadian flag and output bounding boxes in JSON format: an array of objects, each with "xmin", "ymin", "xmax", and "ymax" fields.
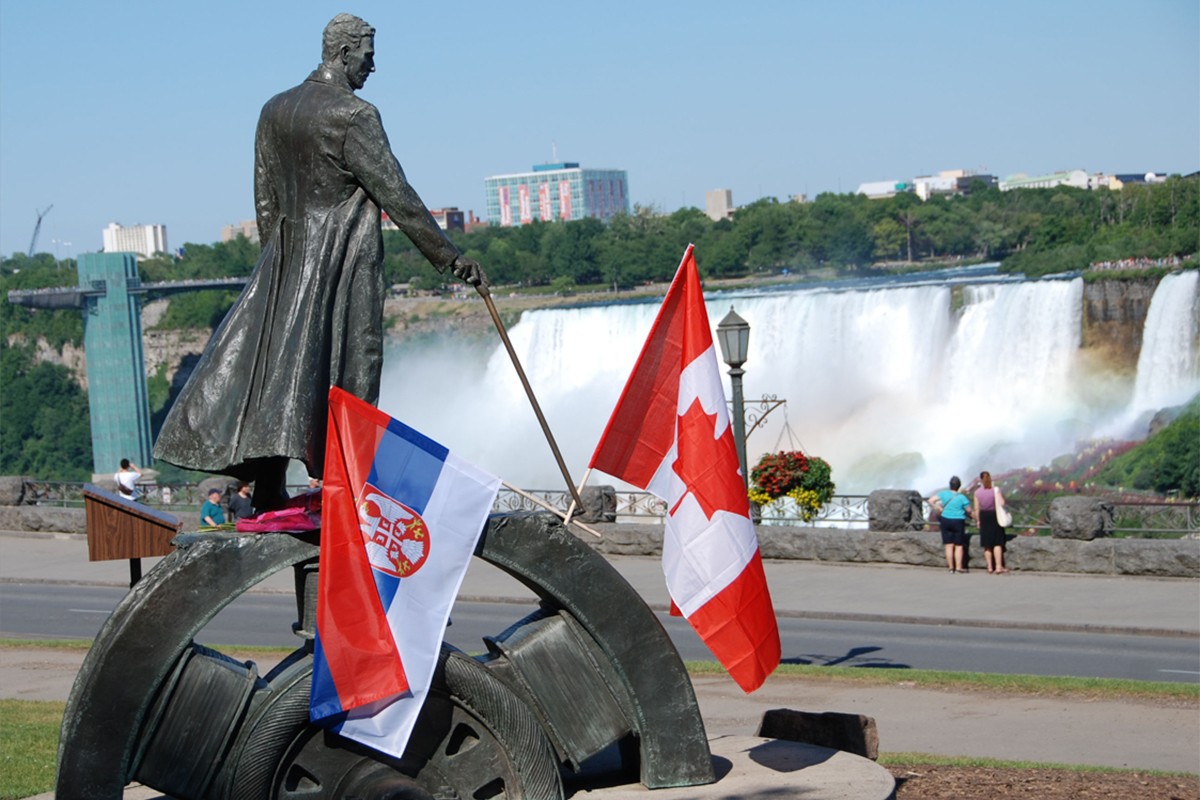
[{"xmin": 589, "ymin": 245, "xmax": 780, "ymax": 692}]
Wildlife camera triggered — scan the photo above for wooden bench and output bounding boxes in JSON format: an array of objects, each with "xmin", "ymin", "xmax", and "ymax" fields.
[{"xmin": 83, "ymin": 484, "xmax": 183, "ymax": 585}]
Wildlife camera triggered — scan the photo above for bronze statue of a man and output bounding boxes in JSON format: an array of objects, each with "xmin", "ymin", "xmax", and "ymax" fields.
[{"xmin": 154, "ymin": 14, "xmax": 485, "ymax": 507}]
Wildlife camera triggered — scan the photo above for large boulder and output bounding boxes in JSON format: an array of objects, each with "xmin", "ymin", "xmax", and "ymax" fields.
[
  {"xmin": 197, "ymin": 475, "xmax": 238, "ymax": 502},
  {"xmin": 867, "ymin": 490, "xmax": 925, "ymax": 532},
  {"xmin": 578, "ymin": 484, "xmax": 617, "ymax": 523},
  {"xmin": 0, "ymin": 505, "xmax": 86, "ymax": 534},
  {"xmin": 1049, "ymin": 496, "xmax": 1114, "ymax": 540},
  {"xmin": 0, "ymin": 476, "xmax": 27, "ymax": 506},
  {"xmin": 758, "ymin": 709, "xmax": 879, "ymax": 761}
]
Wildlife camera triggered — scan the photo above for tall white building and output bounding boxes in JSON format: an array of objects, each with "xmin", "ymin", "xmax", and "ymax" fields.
[
  {"xmin": 705, "ymin": 189, "xmax": 734, "ymax": 221},
  {"xmin": 102, "ymin": 222, "xmax": 167, "ymax": 258}
]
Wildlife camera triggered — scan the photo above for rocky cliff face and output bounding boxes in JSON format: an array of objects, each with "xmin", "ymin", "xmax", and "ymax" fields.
[
  {"xmin": 15, "ymin": 298, "xmax": 211, "ymax": 389},
  {"xmin": 1080, "ymin": 277, "xmax": 1160, "ymax": 373}
]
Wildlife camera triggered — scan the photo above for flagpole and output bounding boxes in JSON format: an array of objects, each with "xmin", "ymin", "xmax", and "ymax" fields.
[
  {"xmin": 563, "ymin": 467, "xmax": 593, "ymax": 526},
  {"xmin": 476, "ymin": 283, "xmax": 586, "ymax": 512},
  {"xmin": 502, "ymin": 481, "xmax": 602, "ymax": 539}
]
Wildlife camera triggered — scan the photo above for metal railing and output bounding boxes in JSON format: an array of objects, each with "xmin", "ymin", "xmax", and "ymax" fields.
[{"xmin": 14, "ymin": 481, "xmax": 1199, "ymax": 537}]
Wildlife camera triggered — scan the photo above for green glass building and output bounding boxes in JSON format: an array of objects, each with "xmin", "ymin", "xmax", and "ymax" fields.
[{"xmin": 77, "ymin": 253, "xmax": 153, "ymax": 475}]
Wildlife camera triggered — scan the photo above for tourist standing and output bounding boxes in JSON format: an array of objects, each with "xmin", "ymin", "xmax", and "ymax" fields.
[
  {"xmin": 201, "ymin": 488, "xmax": 226, "ymax": 527},
  {"xmin": 114, "ymin": 459, "xmax": 141, "ymax": 502},
  {"xmin": 974, "ymin": 471, "xmax": 1009, "ymax": 574},
  {"xmin": 929, "ymin": 476, "xmax": 972, "ymax": 573},
  {"xmin": 229, "ymin": 482, "xmax": 254, "ymax": 521}
]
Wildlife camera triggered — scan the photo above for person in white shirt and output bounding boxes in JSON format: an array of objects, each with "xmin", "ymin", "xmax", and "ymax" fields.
[{"xmin": 114, "ymin": 459, "xmax": 141, "ymax": 501}]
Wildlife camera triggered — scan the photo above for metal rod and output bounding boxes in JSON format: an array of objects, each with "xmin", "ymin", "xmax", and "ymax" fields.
[{"xmin": 477, "ymin": 284, "xmax": 585, "ymax": 512}]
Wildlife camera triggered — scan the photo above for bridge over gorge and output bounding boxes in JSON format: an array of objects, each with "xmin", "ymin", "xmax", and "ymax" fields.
[{"xmin": 6, "ymin": 252, "xmax": 247, "ymax": 477}]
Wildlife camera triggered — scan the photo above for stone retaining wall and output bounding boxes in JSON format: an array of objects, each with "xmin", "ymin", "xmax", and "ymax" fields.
[
  {"xmin": 583, "ymin": 523, "xmax": 1200, "ymax": 578},
  {"xmin": 0, "ymin": 501, "xmax": 1195, "ymax": 577}
]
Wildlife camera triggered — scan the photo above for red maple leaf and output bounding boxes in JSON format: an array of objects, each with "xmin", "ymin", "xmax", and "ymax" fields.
[{"xmin": 671, "ymin": 399, "xmax": 750, "ymax": 519}]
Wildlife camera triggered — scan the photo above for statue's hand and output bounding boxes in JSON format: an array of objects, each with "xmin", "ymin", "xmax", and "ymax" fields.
[{"xmin": 451, "ymin": 255, "xmax": 488, "ymax": 288}]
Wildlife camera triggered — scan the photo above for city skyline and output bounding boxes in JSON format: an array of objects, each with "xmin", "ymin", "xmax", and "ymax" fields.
[{"xmin": 1, "ymin": 0, "xmax": 1197, "ymax": 259}]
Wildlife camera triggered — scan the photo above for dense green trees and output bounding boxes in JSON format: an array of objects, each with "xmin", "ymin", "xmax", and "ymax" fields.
[
  {"xmin": 1097, "ymin": 399, "xmax": 1200, "ymax": 497},
  {"xmin": 376, "ymin": 175, "xmax": 1198, "ymax": 288},
  {"xmin": 0, "ymin": 343, "xmax": 92, "ymax": 480}
]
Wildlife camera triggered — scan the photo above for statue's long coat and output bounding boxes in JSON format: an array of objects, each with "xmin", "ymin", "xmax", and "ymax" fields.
[{"xmin": 154, "ymin": 66, "xmax": 459, "ymax": 480}]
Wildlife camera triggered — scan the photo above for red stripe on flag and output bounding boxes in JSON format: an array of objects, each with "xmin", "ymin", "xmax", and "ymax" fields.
[
  {"xmin": 683, "ymin": 550, "xmax": 780, "ymax": 693},
  {"xmin": 590, "ymin": 245, "xmax": 710, "ymax": 488},
  {"xmin": 318, "ymin": 388, "xmax": 409, "ymax": 710}
]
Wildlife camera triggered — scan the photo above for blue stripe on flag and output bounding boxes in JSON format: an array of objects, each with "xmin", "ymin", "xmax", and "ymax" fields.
[
  {"xmin": 374, "ymin": 569, "xmax": 400, "ymax": 608},
  {"xmin": 367, "ymin": 418, "xmax": 448, "ymax": 515},
  {"xmin": 310, "ymin": 634, "xmax": 345, "ymax": 720}
]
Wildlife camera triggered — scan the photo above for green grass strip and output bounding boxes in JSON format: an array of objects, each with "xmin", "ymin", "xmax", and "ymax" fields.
[
  {"xmin": 685, "ymin": 661, "xmax": 1200, "ymax": 701},
  {"xmin": 879, "ymin": 751, "xmax": 1196, "ymax": 777},
  {"xmin": 0, "ymin": 699, "xmax": 64, "ymax": 800},
  {"xmin": 0, "ymin": 638, "xmax": 93, "ymax": 650}
]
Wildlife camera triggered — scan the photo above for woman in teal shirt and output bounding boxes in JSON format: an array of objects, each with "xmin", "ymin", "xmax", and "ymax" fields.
[{"xmin": 929, "ymin": 476, "xmax": 973, "ymax": 573}]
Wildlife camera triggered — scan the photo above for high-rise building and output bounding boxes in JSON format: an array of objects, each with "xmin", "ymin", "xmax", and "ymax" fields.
[
  {"xmin": 429, "ymin": 207, "xmax": 465, "ymax": 232},
  {"xmin": 221, "ymin": 220, "xmax": 259, "ymax": 244},
  {"xmin": 483, "ymin": 163, "xmax": 629, "ymax": 227},
  {"xmin": 101, "ymin": 222, "xmax": 168, "ymax": 258},
  {"xmin": 705, "ymin": 189, "xmax": 735, "ymax": 221}
]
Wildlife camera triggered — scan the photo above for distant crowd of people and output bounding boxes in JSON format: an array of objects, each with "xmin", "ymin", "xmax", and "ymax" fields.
[
  {"xmin": 927, "ymin": 471, "xmax": 1011, "ymax": 575},
  {"xmin": 1089, "ymin": 254, "xmax": 1189, "ymax": 272}
]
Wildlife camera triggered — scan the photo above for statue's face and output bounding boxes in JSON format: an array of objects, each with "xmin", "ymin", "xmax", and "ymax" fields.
[{"xmin": 344, "ymin": 36, "xmax": 375, "ymax": 90}]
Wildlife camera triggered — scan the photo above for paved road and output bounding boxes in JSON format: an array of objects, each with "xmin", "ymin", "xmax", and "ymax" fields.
[
  {"xmin": 1, "ymin": 530, "xmax": 1198, "ymax": 775},
  {"xmin": 3, "ymin": 583, "xmax": 1197, "ymax": 682}
]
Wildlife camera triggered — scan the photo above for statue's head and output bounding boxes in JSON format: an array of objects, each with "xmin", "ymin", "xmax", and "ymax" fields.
[{"xmin": 322, "ymin": 13, "xmax": 376, "ymax": 90}]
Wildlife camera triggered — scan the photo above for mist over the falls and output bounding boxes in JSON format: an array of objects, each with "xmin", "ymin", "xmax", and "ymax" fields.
[{"xmin": 379, "ymin": 270, "xmax": 1200, "ymax": 496}]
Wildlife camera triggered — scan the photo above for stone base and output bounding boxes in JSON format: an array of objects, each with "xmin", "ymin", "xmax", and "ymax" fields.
[{"xmin": 571, "ymin": 735, "xmax": 895, "ymax": 799}]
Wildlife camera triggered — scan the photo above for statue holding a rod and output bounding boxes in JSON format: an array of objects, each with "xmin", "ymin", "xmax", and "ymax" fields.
[{"xmin": 154, "ymin": 13, "xmax": 485, "ymax": 509}]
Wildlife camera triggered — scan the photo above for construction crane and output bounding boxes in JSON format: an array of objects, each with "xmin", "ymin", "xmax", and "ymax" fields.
[{"xmin": 28, "ymin": 204, "xmax": 53, "ymax": 258}]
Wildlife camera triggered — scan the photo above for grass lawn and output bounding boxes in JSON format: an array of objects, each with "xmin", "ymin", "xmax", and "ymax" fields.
[{"xmin": 0, "ymin": 699, "xmax": 62, "ymax": 800}]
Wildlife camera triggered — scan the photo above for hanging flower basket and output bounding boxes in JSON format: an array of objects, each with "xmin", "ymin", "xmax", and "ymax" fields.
[{"xmin": 749, "ymin": 450, "xmax": 836, "ymax": 522}]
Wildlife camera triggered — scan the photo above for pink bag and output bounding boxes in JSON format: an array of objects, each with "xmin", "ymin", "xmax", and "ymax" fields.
[{"xmin": 236, "ymin": 490, "xmax": 322, "ymax": 532}]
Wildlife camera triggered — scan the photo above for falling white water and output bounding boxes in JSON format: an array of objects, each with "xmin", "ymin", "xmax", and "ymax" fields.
[
  {"xmin": 1130, "ymin": 271, "xmax": 1200, "ymax": 414},
  {"xmin": 380, "ymin": 273, "xmax": 1197, "ymax": 496}
]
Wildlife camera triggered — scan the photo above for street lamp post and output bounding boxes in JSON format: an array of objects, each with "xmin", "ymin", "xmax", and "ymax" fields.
[{"xmin": 716, "ymin": 306, "xmax": 750, "ymax": 490}]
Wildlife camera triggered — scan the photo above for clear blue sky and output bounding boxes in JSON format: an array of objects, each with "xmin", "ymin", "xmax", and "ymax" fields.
[{"xmin": 1, "ymin": 0, "xmax": 1196, "ymax": 259}]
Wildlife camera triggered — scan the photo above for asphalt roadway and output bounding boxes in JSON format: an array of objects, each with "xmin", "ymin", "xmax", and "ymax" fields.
[{"xmin": 2, "ymin": 529, "xmax": 1198, "ymax": 786}]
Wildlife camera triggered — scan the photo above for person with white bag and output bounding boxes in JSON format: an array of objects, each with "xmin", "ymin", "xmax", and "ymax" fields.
[{"xmin": 974, "ymin": 470, "xmax": 1010, "ymax": 574}]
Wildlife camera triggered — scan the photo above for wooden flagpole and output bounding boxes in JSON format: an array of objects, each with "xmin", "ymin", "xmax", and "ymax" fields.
[
  {"xmin": 502, "ymin": 481, "xmax": 602, "ymax": 539},
  {"xmin": 476, "ymin": 283, "xmax": 585, "ymax": 512},
  {"xmin": 563, "ymin": 467, "xmax": 593, "ymax": 526}
]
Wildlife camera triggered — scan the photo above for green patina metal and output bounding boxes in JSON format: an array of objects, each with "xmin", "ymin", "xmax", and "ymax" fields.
[{"xmin": 77, "ymin": 252, "xmax": 153, "ymax": 474}]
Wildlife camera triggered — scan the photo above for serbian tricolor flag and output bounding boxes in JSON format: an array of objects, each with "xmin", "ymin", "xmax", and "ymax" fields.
[
  {"xmin": 589, "ymin": 245, "xmax": 780, "ymax": 692},
  {"xmin": 310, "ymin": 387, "xmax": 500, "ymax": 757}
]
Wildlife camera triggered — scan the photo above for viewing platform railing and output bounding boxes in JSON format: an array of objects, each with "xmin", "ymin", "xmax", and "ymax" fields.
[{"xmin": 16, "ymin": 481, "xmax": 1199, "ymax": 538}]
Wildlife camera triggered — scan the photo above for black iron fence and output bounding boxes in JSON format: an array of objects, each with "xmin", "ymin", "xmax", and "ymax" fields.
[{"xmin": 17, "ymin": 481, "xmax": 1200, "ymax": 538}]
